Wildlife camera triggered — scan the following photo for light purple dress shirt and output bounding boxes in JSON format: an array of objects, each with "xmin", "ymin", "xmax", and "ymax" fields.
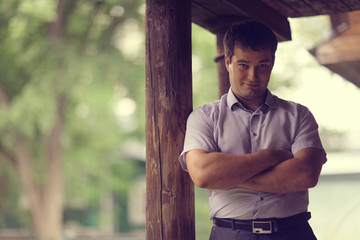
[{"xmin": 179, "ymin": 88, "xmax": 326, "ymax": 220}]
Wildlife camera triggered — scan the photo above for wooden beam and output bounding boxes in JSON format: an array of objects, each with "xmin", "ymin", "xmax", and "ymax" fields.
[
  {"xmin": 343, "ymin": 0, "xmax": 360, "ymax": 9},
  {"xmin": 324, "ymin": 62, "xmax": 360, "ymax": 88},
  {"xmin": 325, "ymin": 0, "xmax": 352, "ymax": 12},
  {"xmin": 266, "ymin": 0, "xmax": 360, "ymax": 18},
  {"xmin": 277, "ymin": 0, "xmax": 318, "ymax": 16},
  {"xmin": 215, "ymin": 32, "xmax": 230, "ymax": 98},
  {"xmin": 224, "ymin": 0, "xmax": 291, "ymax": 41},
  {"xmin": 192, "ymin": 0, "xmax": 291, "ymax": 41},
  {"xmin": 192, "ymin": 0, "xmax": 249, "ymax": 34},
  {"xmin": 260, "ymin": 0, "xmax": 300, "ymax": 17},
  {"xmin": 145, "ymin": 0, "xmax": 195, "ymax": 239},
  {"xmin": 312, "ymin": 34, "xmax": 360, "ymax": 64}
]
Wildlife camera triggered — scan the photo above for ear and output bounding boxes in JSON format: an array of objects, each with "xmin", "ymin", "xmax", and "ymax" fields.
[
  {"xmin": 225, "ymin": 55, "xmax": 230, "ymax": 72},
  {"xmin": 272, "ymin": 55, "xmax": 276, "ymax": 65}
]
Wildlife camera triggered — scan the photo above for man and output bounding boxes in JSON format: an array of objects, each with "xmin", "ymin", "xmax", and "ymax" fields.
[{"xmin": 179, "ymin": 20, "xmax": 327, "ymax": 240}]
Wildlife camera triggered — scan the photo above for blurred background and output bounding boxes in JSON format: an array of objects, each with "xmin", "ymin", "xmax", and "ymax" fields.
[{"xmin": 0, "ymin": 1, "xmax": 359, "ymax": 240}]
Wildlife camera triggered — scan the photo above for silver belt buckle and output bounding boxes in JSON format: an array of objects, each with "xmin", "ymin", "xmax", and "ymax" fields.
[{"xmin": 252, "ymin": 221, "xmax": 273, "ymax": 234}]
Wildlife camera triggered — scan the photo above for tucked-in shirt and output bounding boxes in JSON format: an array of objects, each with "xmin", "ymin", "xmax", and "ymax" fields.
[{"xmin": 179, "ymin": 88, "xmax": 326, "ymax": 220}]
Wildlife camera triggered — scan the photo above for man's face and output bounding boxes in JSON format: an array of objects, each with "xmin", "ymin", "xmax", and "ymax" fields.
[{"xmin": 225, "ymin": 46, "xmax": 274, "ymax": 103}]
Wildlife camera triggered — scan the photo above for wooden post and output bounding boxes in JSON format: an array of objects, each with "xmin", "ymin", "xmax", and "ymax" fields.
[
  {"xmin": 215, "ymin": 32, "xmax": 230, "ymax": 98},
  {"xmin": 145, "ymin": 0, "xmax": 195, "ymax": 240}
]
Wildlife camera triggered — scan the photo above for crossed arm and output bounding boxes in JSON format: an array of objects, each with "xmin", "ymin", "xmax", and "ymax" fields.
[{"xmin": 185, "ymin": 147, "xmax": 325, "ymax": 193}]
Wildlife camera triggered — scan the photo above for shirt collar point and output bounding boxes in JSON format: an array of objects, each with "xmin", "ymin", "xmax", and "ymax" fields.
[{"xmin": 264, "ymin": 90, "xmax": 279, "ymax": 109}]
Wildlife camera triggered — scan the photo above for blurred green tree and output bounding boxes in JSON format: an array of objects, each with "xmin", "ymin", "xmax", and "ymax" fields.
[{"xmin": 0, "ymin": 0, "xmax": 145, "ymax": 239}]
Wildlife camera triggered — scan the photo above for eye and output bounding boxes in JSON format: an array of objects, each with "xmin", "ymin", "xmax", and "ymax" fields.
[
  {"xmin": 238, "ymin": 63, "xmax": 248, "ymax": 69},
  {"xmin": 258, "ymin": 64, "xmax": 270, "ymax": 70}
]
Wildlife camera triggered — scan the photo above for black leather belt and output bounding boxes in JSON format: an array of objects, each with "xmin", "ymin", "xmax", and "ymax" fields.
[{"xmin": 213, "ymin": 212, "xmax": 311, "ymax": 234}]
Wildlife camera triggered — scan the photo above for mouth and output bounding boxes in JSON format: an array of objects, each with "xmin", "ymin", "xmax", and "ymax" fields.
[{"xmin": 245, "ymin": 82, "xmax": 260, "ymax": 88}]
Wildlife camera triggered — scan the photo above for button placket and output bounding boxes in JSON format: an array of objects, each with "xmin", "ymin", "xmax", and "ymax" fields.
[{"xmin": 250, "ymin": 113, "xmax": 260, "ymax": 151}]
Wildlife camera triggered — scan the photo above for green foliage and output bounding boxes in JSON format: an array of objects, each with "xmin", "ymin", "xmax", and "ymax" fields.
[
  {"xmin": 0, "ymin": 0, "xmax": 145, "ymax": 229},
  {"xmin": 191, "ymin": 24, "xmax": 218, "ymax": 108},
  {"xmin": 0, "ymin": 158, "xmax": 31, "ymax": 229},
  {"xmin": 319, "ymin": 127, "xmax": 347, "ymax": 152},
  {"xmin": 194, "ymin": 187, "xmax": 213, "ymax": 240}
]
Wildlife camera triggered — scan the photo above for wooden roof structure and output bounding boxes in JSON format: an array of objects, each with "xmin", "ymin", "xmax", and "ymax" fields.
[
  {"xmin": 311, "ymin": 10, "xmax": 360, "ymax": 88},
  {"xmin": 193, "ymin": 0, "xmax": 360, "ymax": 40},
  {"xmin": 145, "ymin": 1, "xmax": 360, "ymax": 239}
]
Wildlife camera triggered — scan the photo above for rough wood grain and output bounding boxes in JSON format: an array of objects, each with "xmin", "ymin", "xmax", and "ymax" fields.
[
  {"xmin": 215, "ymin": 32, "xmax": 230, "ymax": 98},
  {"xmin": 192, "ymin": 0, "xmax": 291, "ymax": 41},
  {"xmin": 145, "ymin": 0, "xmax": 195, "ymax": 239}
]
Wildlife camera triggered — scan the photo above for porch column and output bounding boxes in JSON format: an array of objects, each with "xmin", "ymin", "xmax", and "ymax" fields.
[
  {"xmin": 215, "ymin": 32, "xmax": 230, "ymax": 98},
  {"xmin": 145, "ymin": 0, "xmax": 195, "ymax": 239}
]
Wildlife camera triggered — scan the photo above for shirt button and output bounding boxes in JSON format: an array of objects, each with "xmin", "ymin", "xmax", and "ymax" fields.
[{"xmin": 253, "ymin": 133, "xmax": 257, "ymax": 136}]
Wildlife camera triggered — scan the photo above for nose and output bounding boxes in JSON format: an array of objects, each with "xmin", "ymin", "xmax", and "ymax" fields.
[{"xmin": 248, "ymin": 67, "xmax": 257, "ymax": 81}]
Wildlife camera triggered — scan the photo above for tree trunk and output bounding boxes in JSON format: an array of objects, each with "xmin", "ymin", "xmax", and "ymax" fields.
[
  {"xmin": 43, "ymin": 95, "xmax": 65, "ymax": 240},
  {"xmin": 13, "ymin": 96, "xmax": 65, "ymax": 240},
  {"xmin": 14, "ymin": 139, "xmax": 45, "ymax": 239},
  {"xmin": 0, "ymin": 0, "xmax": 67, "ymax": 239},
  {"xmin": 0, "ymin": 84, "xmax": 64, "ymax": 240}
]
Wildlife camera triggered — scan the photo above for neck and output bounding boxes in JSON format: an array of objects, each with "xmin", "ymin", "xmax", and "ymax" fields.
[
  {"xmin": 240, "ymin": 99, "xmax": 263, "ymax": 112},
  {"xmin": 237, "ymin": 92, "xmax": 267, "ymax": 112}
]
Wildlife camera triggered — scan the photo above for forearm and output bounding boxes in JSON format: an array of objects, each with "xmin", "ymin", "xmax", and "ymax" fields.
[
  {"xmin": 186, "ymin": 148, "xmax": 291, "ymax": 189},
  {"xmin": 236, "ymin": 159, "xmax": 312, "ymax": 193},
  {"xmin": 237, "ymin": 149, "xmax": 325, "ymax": 193}
]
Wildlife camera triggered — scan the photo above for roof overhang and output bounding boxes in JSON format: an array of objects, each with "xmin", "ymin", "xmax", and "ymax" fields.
[
  {"xmin": 192, "ymin": 0, "xmax": 291, "ymax": 41},
  {"xmin": 310, "ymin": 20, "xmax": 360, "ymax": 88}
]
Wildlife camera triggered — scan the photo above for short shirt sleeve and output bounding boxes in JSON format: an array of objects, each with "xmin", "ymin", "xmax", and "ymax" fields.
[
  {"xmin": 178, "ymin": 107, "xmax": 219, "ymax": 171},
  {"xmin": 291, "ymin": 105, "xmax": 327, "ymax": 163}
]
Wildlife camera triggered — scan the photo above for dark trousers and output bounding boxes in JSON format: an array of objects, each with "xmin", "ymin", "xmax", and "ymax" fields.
[{"xmin": 209, "ymin": 222, "xmax": 317, "ymax": 240}]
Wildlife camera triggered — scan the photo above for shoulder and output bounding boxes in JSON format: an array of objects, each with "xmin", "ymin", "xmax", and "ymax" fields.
[
  {"xmin": 272, "ymin": 94, "xmax": 311, "ymax": 115},
  {"xmin": 272, "ymin": 94, "xmax": 318, "ymax": 130},
  {"xmin": 190, "ymin": 94, "xmax": 228, "ymax": 120}
]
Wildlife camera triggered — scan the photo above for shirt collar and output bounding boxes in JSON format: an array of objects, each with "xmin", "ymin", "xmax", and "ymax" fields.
[
  {"xmin": 264, "ymin": 89, "xmax": 278, "ymax": 109},
  {"xmin": 227, "ymin": 88, "xmax": 278, "ymax": 111}
]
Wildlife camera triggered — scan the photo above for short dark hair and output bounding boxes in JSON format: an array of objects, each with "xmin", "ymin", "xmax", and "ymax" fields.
[{"xmin": 223, "ymin": 20, "xmax": 278, "ymax": 62}]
